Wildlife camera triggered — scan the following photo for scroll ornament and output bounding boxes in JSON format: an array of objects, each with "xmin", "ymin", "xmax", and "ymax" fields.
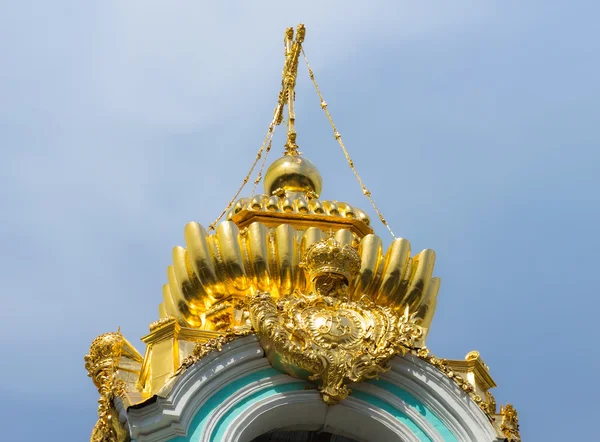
[{"xmin": 248, "ymin": 236, "xmax": 424, "ymax": 403}]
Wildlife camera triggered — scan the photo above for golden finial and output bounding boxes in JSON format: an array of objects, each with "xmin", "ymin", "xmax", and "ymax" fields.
[
  {"xmin": 263, "ymin": 154, "xmax": 322, "ymax": 197},
  {"xmin": 262, "ymin": 25, "xmax": 322, "ymax": 198},
  {"xmin": 209, "ymin": 24, "xmax": 394, "ymax": 239},
  {"xmin": 281, "ymin": 24, "xmax": 305, "ymax": 156}
]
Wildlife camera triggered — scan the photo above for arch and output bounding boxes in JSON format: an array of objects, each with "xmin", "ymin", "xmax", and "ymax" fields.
[
  {"xmin": 126, "ymin": 336, "xmax": 498, "ymax": 442},
  {"xmin": 250, "ymin": 430, "xmax": 360, "ymax": 442},
  {"xmin": 380, "ymin": 356, "xmax": 498, "ymax": 441},
  {"xmin": 217, "ymin": 389, "xmax": 425, "ymax": 442}
]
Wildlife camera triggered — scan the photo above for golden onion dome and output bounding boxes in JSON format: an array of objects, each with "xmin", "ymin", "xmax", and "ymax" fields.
[{"xmin": 263, "ymin": 155, "xmax": 323, "ymax": 197}]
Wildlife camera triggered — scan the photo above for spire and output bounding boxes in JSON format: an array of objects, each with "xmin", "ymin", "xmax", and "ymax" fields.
[
  {"xmin": 207, "ymin": 23, "xmax": 393, "ymax": 240},
  {"xmin": 280, "ymin": 24, "xmax": 305, "ymax": 156}
]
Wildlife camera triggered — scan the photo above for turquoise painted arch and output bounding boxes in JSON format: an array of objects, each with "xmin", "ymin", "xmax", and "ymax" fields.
[{"xmin": 166, "ymin": 368, "xmax": 458, "ymax": 442}]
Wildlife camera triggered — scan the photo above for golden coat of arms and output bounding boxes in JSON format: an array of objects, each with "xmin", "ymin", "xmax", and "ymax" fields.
[{"xmin": 248, "ymin": 235, "xmax": 424, "ymax": 403}]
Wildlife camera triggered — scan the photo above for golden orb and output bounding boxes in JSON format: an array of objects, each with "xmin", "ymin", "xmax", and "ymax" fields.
[
  {"xmin": 264, "ymin": 155, "xmax": 323, "ymax": 196},
  {"xmin": 465, "ymin": 350, "xmax": 480, "ymax": 361}
]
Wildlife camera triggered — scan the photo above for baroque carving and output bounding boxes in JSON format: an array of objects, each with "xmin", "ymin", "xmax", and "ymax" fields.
[
  {"xmin": 248, "ymin": 236, "xmax": 423, "ymax": 404},
  {"xmin": 176, "ymin": 328, "xmax": 254, "ymax": 375},
  {"xmin": 500, "ymin": 403, "xmax": 522, "ymax": 441},
  {"xmin": 84, "ymin": 22, "xmax": 522, "ymax": 440},
  {"xmin": 299, "ymin": 234, "xmax": 361, "ymax": 294},
  {"xmin": 413, "ymin": 348, "xmax": 499, "ymax": 418},
  {"xmin": 148, "ymin": 316, "xmax": 176, "ymax": 332},
  {"xmin": 84, "ymin": 332, "xmax": 130, "ymax": 442}
]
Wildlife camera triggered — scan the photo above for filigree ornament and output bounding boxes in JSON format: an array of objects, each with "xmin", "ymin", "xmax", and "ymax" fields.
[{"xmin": 84, "ymin": 332, "xmax": 130, "ymax": 442}]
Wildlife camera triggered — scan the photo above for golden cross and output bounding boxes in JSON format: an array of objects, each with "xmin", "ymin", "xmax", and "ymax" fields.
[{"xmin": 279, "ymin": 24, "xmax": 305, "ymax": 156}]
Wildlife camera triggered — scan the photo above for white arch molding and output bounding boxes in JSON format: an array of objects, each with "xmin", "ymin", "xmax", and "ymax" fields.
[
  {"xmin": 226, "ymin": 392, "xmax": 421, "ymax": 442},
  {"xmin": 125, "ymin": 336, "xmax": 500, "ymax": 442}
]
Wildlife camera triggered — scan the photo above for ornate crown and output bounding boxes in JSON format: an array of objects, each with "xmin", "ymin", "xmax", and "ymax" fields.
[
  {"xmin": 300, "ymin": 236, "xmax": 361, "ymax": 284},
  {"xmin": 84, "ymin": 332, "xmax": 124, "ymax": 387}
]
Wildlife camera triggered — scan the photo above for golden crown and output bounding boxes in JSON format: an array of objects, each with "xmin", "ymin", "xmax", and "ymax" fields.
[{"xmin": 300, "ymin": 236, "xmax": 361, "ymax": 284}]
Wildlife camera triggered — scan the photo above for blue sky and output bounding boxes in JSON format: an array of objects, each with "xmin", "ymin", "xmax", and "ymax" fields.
[{"xmin": 1, "ymin": 1, "xmax": 598, "ymax": 440}]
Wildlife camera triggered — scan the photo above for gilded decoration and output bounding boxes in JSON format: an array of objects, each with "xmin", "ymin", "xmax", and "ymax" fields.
[
  {"xmin": 148, "ymin": 316, "xmax": 176, "ymax": 332},
  {"xmin": 84, "ymin": 332, "xmax": 130, "ymax": 442},
  {"xmin": 248, "ymin": 236, "xmax": 423, "ymax": 403},
  {"xmin": 500, "ymin": 404, "xmax": 522, "ymax": 441},
  {"xmin": 85, "ymin": 23, "xmax": 519, "ymax": 440},
  {"xmin": 413, "ymin": 348, "xmax": 497, "ymax": 418},
  {"xmin": 154, "ymin": 24, "xmax": 440, "ymax": 336},
  {"xmin": 175, "ymin": 328, "xmax": 254, "ymax": 375},
  {"xmin": 442, "ymin": 350, "xmax": 498, "ymax": 416}
]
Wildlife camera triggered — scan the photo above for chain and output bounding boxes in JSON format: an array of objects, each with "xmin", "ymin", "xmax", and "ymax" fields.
[
  {"xmin": 207, "ymin": 104, "xmax": 282, "ymax": 231},
  {"xmin": 301, "ymin": 49, "xmax": 396, "ymax": 239},
  {"xmin": 251, "ymin": 134, "xmax": 274, "ymax": 196},
  {"xmin": 209, "ymin": 28, "xmax": 394, "ymax": 238},
  {"xmin": 209, "ymin": 26, "xmax": 306, "ymax": 231}
]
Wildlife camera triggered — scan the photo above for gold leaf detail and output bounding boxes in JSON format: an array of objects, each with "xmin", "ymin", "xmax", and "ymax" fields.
[
  {"xmin": 84, "ymin": 332, "xmax": 129, "ymax": 442},
  {"xmin": 500, "ymin": 403, "xmax": 522, "ymax": 442},
  {"xmin": 176, "ymin": 328, "xmax": 254, "ymax": 376},
  {"xmin": 248, "ymin": 284, "xmax": 423, "ymax": 404}
]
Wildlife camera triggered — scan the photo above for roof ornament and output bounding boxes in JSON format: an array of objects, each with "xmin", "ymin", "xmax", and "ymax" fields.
[
  {"xmin": 208, "ymin": 23, "xmax": 394, "ymax": 238},
  {"xmin": 280, "ymin": 24, "xmax": 305, "ymax": 156},
  {"xmin": 208, "ymin": 24, "xmax": 305, "ymax": 231},
  {"xmin": 248, "ymin": 235, "xmax": 424, "ymax": 404},
  {"xmin": 83, "ymin": 24, "xmax": 518, "ymax": 439},
  {"xmin": 500, "ymin": 404, "xmax": 522, "ymax": 442},
  {"xmin": 84, "ymin": 332, "xmax": 129, "ymax": 442},
  {"xmin": 299, "ymin": 233, "xmax": 361, "ymax": 296}
]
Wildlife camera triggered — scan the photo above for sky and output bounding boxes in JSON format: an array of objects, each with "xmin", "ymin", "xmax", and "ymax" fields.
[{"xmin": 1, "ymin": 1, "xmax": 598, "ymax": 440}]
